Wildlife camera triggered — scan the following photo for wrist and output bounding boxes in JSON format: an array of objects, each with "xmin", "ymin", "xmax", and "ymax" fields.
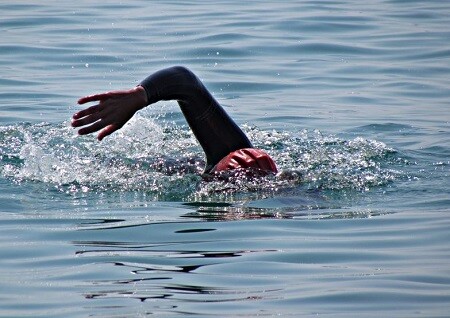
[{"xmin": 132, "ymin": 86, "xmax": 148, "ymax": 110}]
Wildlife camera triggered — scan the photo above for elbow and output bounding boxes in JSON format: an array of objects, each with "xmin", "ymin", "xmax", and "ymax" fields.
[
  {"xmin": 167, "ymin": 66, "xmax": 204, "ymax": 100},
  {"xmin": 170, "ymin": 65, "xmax": 199, "ymax": 82},
  {"xmin": 140, "ymin": 66, "xmax": 203, "ymax": 104}
]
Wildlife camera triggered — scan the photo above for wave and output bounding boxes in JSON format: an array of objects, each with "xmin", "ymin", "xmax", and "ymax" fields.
[{"xmin": 0, "ymin": 116, "xmax": 401, "ymax": 201}]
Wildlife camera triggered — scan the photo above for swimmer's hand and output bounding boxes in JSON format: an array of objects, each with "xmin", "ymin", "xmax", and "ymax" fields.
[{"xmin": 71, "ymin": 86, "xmax": 148, "ymax": 141}]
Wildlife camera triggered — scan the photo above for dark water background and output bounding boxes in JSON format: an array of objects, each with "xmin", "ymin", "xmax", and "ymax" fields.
[{"xmin": 1, "ymin": 1, "xmax": 449, "ymax": 317}]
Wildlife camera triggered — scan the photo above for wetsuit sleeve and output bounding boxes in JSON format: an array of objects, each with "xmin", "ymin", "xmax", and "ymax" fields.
[{"xmin": 139, "ymin": 66, "xmax": 252, "ymax": 172}]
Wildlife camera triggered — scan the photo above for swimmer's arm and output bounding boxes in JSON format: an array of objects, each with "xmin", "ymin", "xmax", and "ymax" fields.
[{"xmin": 71, "ymin": 86, "xmax": 148, "ymax": 141}]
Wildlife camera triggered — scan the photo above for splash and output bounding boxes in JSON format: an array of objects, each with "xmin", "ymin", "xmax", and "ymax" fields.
[
  {"xmin": 0, "ymin": 117, "xmax": 401, "ymax": 201},
  {"xmin": 245, "ymin": 125, "xmax": 399, "ymax": 191},
  {"xmin": 0, "ymin": 116, "xmax": 202, "ymax": 200}
]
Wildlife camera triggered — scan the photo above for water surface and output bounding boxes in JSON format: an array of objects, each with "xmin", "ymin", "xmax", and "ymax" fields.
[{"xmin": 1, "ymin": 1, "xmax": 449, "ymax": 317}]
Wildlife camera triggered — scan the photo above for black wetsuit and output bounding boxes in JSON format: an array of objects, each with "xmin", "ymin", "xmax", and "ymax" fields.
[{"xmin": 139, "ymin": 66, "xmax": 252, "ymax": 172}]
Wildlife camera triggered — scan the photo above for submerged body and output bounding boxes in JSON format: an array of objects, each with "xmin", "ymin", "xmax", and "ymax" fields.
[{"xmin": 72, "ymin": 66, "xmax": 277, "ymax": 175}]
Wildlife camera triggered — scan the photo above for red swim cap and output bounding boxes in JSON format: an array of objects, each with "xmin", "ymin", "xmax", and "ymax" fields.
[{"xmin": 212, "ymin": 148, "xmax": 277, "ymax": 174}]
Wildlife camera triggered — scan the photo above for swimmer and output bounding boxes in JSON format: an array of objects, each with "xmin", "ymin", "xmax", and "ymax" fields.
[{"xmin": 71, "ymin": 66, "xmax": 277, "ymax": 175}]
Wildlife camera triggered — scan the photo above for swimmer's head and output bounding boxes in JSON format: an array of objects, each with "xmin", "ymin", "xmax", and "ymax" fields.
[{"xmin": 211, "ymin": 148, "xmax": 277, "ymax": 174}]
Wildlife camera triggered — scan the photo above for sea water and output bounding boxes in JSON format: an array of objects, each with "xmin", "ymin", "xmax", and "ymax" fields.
[{"xmin": 1, "ymin": 1, "xmax": 449, "ymax": 317}]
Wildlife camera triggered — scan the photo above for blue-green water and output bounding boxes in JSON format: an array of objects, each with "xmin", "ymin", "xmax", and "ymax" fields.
[{"xmin": 1, "ymin": 1, "xmax": 449, "ymax": 317}]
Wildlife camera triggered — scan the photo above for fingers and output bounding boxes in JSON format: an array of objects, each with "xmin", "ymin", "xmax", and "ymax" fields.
[
  {"xmin": 73, "ymin": 90, "xmax": 119, "ymax": 120},
  {"xmin": 77, "ymin": 120, "xmax": 107, "ymax": 136},
  {"xmin": 73, "ymin": 115, "xmax": 118, "ymax": 141},
  {"xmin": 71, "ymin": 114, "xmax": 100, "ymax": 129},
  {"xmin": 72, "ymin": 104, "xmax": 101, "ymax": 122},
  {"xmin": 97, "ymin": 124, "xmax": 119, "ymax": 141},
  {"xmin": 74, "ymin": 94, "xmax": 108, "ymax": 120},
  {"xmin": 72, "ymin": 90, "xmax": 130, "ymax": 140},
  {"xmin": 77, "ymin": 92, "xmax": 110, "ymax": 105}
]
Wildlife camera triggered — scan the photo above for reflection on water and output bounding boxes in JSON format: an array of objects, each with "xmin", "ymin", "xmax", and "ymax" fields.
[
  {"xmin": 73, "ymin": 219, "xmax": 285, "ymax": 307},
  {"xmin": 65, "ymin": 208, "xmax": 449, "ymax": 317}
]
